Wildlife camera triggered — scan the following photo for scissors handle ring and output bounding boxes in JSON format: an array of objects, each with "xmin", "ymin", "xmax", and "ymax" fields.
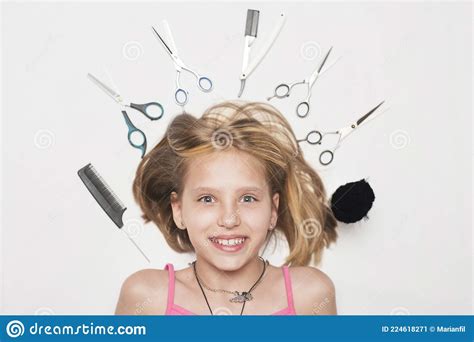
[
  {"xmin": 296, "ymin": 101, "xmax": 310, "ymax": 118},
  {"xmin": 122, "ymin": 111, "xmax": 147, "ymax": 158},
  {"xmin": 319, "ymin": 150, "xmax": 334, "ymax": 166},
  {"xmin": 174, "ymin": 88, "xmax": 188, "ymax": 106},
  {"xmin": 305, "ymin": 130, "xmax": 323, "ymax": 145},
  {"xmin": 130, "ymin": 102, "xmax": 164, "ymax": 121},
  {"xmin": 198, "ymin": 76, "xmax": 213, "ymax": 92},
  {"xmin": 273, "ymin": 83, "xmax": 291, "ymax": 98}
]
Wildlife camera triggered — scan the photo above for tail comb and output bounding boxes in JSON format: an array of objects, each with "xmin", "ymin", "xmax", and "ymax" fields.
[
  {"xmin": 78, "ymin": 163, "xmax": 126, "ymax": 228},
  {"xmin": 77, "ymin": 163, "xmax": 150, "ymax": 263}
]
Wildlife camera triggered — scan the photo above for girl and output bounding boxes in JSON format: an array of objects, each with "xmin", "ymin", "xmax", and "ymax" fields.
[{"xmin": 115, "ymin": 101, "xmax": 338, "ymax": 315}]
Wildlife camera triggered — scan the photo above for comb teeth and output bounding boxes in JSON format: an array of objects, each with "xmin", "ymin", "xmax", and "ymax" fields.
[
  {"xmin": 78, "ymin": 163, "xmax": 126, "ymax": 228},
  {"xmin": 84, "ymin": 164, "xmax": 126, "ymax": 210},
  {"xmin": 245, "ymin": 9, "xmax": 259, "ymax": 37}
]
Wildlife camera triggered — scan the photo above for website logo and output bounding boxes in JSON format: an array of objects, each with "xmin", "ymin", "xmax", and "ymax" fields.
[{"xmin": 6, "ymin": 320, "xmax": 25, "ymax": 338}]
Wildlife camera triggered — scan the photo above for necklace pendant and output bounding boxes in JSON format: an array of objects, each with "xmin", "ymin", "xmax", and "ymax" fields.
[{"xmin": 230, "ymin": 291, "xmax": 253, "ymax": 303}]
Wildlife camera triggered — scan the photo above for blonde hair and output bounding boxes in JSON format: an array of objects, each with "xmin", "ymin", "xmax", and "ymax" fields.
[{"xmin": 133, "ymin": 101, "xmax": 338, "ymax": 266}]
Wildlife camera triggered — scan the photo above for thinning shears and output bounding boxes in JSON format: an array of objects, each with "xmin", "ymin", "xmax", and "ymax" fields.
[
  {"xmin": 268, "ymin": 47, "xmax": 338, "ymax": 118},
  {"xmin": 87, "ymin": 73, "xmax": 164, "ymax": 158},
  {"xmin": 152, "ymin": 21, "xmax": 213, "ymax": 107},
  {"xmin": 297, "ymin": 101, "xmax": 387, "ymax": 165}
]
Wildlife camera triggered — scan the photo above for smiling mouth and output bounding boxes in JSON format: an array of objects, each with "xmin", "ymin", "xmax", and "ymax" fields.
[{"xmin": 209, "ymin": 236, "xmax": 248, "ymax": 246}]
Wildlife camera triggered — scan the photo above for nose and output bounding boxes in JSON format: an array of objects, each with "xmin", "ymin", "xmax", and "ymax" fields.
[{"xmin": 217, "ymin": 203, "xmax": 240, "ymax": 229}]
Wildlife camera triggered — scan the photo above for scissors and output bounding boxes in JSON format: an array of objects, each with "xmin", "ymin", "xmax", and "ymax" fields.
[
  {"xmin": 267, "ymin": 47, "xmax": 334, "ymax": 118},
  {"xmin": 297, "ymin": 101, "xmax": 386, "ymax": 165},
  {"xmin": 87, "ymin": 73, "xmax": 164, "ymax": 158},
  {"xmin": 151, "ymin": 21, "xmax": 213, "ymax": 107}
]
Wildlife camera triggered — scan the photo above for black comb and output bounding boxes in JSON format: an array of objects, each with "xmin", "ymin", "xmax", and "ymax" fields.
[
  {"xmin": 78, "ymin": 163, "xmax": 126, "ymax": 228},
  {"xmin": 78, "ymin": 163, "xmax": 150, "ymax": 262}
]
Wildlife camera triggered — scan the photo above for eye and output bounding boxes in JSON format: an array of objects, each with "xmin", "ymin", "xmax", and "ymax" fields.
[
  {"xmin": 198, "ymin": 195, "xmax": 215, "ymax": 203},
  {"xmin": 241, "ymin": 195, "xmax": 257, "ymax": 203}
]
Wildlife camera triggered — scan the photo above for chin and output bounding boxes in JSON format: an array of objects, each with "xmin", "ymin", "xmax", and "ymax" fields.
[{"xmin": 210, "ymin": 254, "xmax": 255, "ymax": 271}]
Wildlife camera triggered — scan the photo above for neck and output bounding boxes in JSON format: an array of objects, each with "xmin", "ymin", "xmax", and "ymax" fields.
[{"xmin": 193, "ymin": 256, "xmax": 266, "ymax": 292}]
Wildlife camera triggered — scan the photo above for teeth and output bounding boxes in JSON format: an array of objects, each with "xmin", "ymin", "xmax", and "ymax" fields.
[{"xmin": 211, "ymin": 238, "xmax": 245, "ymax": 246}]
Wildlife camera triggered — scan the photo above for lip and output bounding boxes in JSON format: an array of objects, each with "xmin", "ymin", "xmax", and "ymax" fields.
[
  {"xmin": 208, "ymin": 236, "xmax": 248, "ymax": 253},
  {"xmin": 209, "ymin": 234, "xmax": 248, "ymax": 239}
]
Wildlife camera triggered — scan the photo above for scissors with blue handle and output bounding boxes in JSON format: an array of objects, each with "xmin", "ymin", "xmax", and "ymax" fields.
[
  {"xmin": 151, "ymin": 21, "xmax": 213, "ymax": 107},
  {"xmin": 268, "ymin": 47, "xmax": 334, "ymax": 118},
  {"xmin": 297, "ymin": 101, "xmax": 386, "ymax": 165},
  {"xmin": 87, "ymin": 73, "xmax": 164, "ymax": 158}
]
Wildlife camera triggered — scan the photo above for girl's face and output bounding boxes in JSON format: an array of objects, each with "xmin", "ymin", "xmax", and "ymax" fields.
[{"xmin": 170, "ymin": 149, "xmax": 279, "ymax": 271}]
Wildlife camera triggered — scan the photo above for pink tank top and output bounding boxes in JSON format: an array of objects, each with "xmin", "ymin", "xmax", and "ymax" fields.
[{"xmin": 164, "ymin": 263, "xmax": 297, "ymax": 315}]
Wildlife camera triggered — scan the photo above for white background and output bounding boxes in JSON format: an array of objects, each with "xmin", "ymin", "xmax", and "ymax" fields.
[{"xmin": 0, "ymin": 1, "xmax": 472, "ymax": 314}]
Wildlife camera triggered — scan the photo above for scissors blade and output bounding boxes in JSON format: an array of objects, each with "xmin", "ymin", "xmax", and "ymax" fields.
[
  {"xmin": 151, "ymin": 26, "xmax": 174, "ymax": 57},
  {"xmin": 87, "ymin": 73, "xmax": 121, "ymax": 103},
  {"xmin": 339, "ymin": 101, "xmax": 386, "ymax": 142},
  {"xmin": 319, "ymin": 55, "xmax": 341, "ymax": 76},
  {"xmin": 237, "ymin": 79, "xmax": 246, "ymax": 97},
  {"xmin": 318, "ymin": 46, "xmax": 333, "ymax": 73},
  {"xmin": 356, "ymin": 101, "xmax": 385, "ymax": 126},
  {"xmin": 162, "ymin": 20, "xmax": 178, "ymax": 55},
  {"xmin": 309, "ymin": 46, "xmax": 333, "ymax": 85}
]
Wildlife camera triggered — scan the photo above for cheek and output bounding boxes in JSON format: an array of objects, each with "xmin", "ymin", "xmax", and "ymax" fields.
[
  {"xmin": 239, "ymin": 208, "xmax": 272, "ymax": 252},
  {"xmin": 189, "ymin": 212, "xmax": 215, "ymax": 230},
  {"xmin": 240, "ymin": 206, "xmax": 272, "ymax": 233},
  {"xmin": 181, "ymin": 200, "xmax": 216, "ymax": 232},
  {"xmin": 183, "ymin": 210, "xmax": 214, "ymax": 251}
]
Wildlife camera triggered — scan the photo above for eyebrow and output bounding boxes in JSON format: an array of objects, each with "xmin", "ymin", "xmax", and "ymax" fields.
[{"xmin": 191, "ymin": 186, "xmax": 264, "ymax": 195}]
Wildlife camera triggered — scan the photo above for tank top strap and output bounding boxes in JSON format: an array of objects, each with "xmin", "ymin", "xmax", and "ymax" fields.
[
  {"xmin": 282, "ymin": 265, "xmax": 296, "ymax": 311},
  {"xmin": 164, "ymin": 263, "xmax": 175, "ymax": 311}
]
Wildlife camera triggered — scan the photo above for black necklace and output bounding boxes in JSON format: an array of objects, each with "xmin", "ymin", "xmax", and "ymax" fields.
[{"xmin": 191, "ymin": 257, "xmax": 268, "ymax": 315}]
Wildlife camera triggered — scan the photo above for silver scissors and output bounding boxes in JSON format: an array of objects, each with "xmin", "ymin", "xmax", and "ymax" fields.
[
  {"xmin": 297, "ymin": 101, "xmax": 386, "ymax": 165},
  {"xmin": 268, "ymin": 47, "xmax": 334, "ymax": 118},
  {"xmin": 87, "ymin": 73, "xmax": 164, "ymax": 158},
  {"xmin": 151, "ymin": 21, "xmax": 213, "ymax": 107}
]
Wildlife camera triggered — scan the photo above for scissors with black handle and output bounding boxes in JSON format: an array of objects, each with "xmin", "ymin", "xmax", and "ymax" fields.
[
  {"xmin": 297, "ymin": 101, "xmax": 386, "ymax": 165},
  {"xmin": 87, "ymin": 73, "xmax": 164, "ymax": 158},
  {"xmin": 268, "ymin": 47, "xmax": 335, "ymax": 118}
]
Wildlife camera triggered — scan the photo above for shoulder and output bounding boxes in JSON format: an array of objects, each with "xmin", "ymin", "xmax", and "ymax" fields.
[
  {"xmin": 288, "ymin": 266, "xmax": 337, "ymax": 315},
  {"xmin": 115, "ymin": 268, "xmax": 169, "ymax": 315}
]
